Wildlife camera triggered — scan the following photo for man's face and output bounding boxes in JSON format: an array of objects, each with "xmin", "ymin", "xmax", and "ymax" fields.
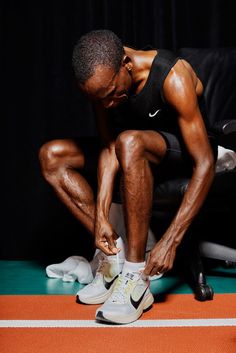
[{"xmin": 81, "ymin": 63, "xmax": 132, "ymax": 109}]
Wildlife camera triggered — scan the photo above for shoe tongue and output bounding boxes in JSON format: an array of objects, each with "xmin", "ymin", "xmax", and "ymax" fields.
[{"xmin": 124, "ymin": 271, "xmax": 139, "ymax": 281}]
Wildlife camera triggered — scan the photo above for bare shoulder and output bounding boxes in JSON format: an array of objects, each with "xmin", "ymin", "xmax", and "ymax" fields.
[
  {"xmin": 164, "ymin": 58, "xmax": 203, "ymax": 97},
  {"xmin": 124, "ymin": 46, "xmax": 157, "ymax": 67}
]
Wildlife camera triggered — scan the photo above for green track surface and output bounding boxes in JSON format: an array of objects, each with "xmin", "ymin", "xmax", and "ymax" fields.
[{"xmin": 0, "ymin": 260, "xmax": 235, "ymax": 296}]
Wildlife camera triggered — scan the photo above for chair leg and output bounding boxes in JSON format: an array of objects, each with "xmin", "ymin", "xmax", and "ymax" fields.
[
  {"xmin": 191, "ymin": 267, "xmax": 214, "ymax": 302},
  {"xmin": 177, "ymin": 234, "xmax": 214, "ymax": 301}
]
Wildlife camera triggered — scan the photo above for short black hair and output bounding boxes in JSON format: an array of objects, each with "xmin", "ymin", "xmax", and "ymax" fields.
[{"xmin": 72, "ymin": 29, "xmax": 124, "ymax": 84}]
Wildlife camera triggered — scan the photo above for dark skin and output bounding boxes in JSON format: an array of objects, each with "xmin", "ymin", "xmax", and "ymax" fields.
[{"xmin": 40, "ymin": 46, "xmax": 215, "ymax": 276}]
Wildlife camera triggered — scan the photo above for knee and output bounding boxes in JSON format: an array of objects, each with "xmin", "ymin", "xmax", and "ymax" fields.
[
  {"xmin": 39, "ymin": 139, "xmax": 84, "ymax": 182},
  {"xmin": 39, "ymin": 140, "xmax": 67, "ymax": 181},
  {"xmin": 115, "ymin": 130, "xmax": 144, "ymax": 168}
]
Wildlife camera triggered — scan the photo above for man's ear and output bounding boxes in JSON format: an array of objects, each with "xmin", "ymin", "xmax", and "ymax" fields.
[
  {"xmin": 122, "ymin": 55, "xmax": 132, "ymax": 71},
  {"xmin": 122, "ymin": 55, "xmax": 131, "ymax": 65}
]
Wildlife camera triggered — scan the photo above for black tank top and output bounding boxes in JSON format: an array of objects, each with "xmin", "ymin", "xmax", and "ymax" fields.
[
  {"xmin": 109, "ymin": 49, "xmax": 208, "ymax": 137},
  {"xmin": 128, "ymin": 49, "xmax": 179, "ymax": 117}
]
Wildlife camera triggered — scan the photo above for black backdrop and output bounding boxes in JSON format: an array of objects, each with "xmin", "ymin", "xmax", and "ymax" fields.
[{"xmin": 1, "ymin": 0, "xmax": 236, "ymax": 261}]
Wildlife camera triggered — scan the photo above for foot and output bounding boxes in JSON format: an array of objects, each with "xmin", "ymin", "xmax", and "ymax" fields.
[
  {"xmin": 76, "ymin": 253, "xmax": 124, "ymax": 305},
  {"xmin": 95, "ymin": 269, "xmax": 154, "ymax": 324}
]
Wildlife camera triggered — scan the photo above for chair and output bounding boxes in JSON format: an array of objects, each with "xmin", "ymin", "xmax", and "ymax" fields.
[{"xmin": 151, "ymin": 47, "xmax": 236, "ymax": 301}]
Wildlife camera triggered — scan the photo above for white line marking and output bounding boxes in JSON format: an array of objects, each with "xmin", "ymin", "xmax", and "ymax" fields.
[{"xmin": 0, "ymin": 318, "xmax": 236, "ymax": 328}]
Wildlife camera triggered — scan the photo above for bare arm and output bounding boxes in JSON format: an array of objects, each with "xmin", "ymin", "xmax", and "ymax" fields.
[
  {"xmin": 94, "ymin": 103, "xmax": 120, "ymax": 255},
  {"xmin": 145, "ymin": 61, "xmax": 215, "ymax": 275}
]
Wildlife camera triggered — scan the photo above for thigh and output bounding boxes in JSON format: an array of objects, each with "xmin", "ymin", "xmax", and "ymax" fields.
[
  {"xmin": 153, "ymin": 131, "xmax": 193, "ymax": 182},
  {"xmin": 128, "ymin": 129, "xmax": 191, "ymax": 174},
  {"xmin": 113, "ymin": 129, "xmax": 191, "ymax": 202},
  {"xmin": 156, "ymin": 130, "xmax": 218, "ymax": 181},
  {"xmin": 114, "ymin": 129, "xmax": 168, "ymax": 165}
]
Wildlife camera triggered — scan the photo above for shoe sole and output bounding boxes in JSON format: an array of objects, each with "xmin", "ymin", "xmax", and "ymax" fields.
[{"xmin": 95, "ymin": 292, "xmax": 154, "ymax": 324}]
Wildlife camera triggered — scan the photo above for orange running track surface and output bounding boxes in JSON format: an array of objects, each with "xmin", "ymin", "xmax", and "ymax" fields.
[{"xmin": 1, "ymin": 294, "xmax": 236, "ymax": 353}]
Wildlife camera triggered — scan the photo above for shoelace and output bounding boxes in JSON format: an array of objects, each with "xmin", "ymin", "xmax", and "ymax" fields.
[
  {"xmin": 89, "ymin": 256, "xmax": 108, "ymax": 286},
  {"xmin": 90, "ymin": 253, "xmax": 122, "ymax": 286},
  {"xmin": 88, "ymin": 250, "xmax": 125, "ymax": 288}
]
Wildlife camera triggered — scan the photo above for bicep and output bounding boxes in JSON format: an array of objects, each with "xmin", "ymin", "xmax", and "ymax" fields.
[
  {"xmin": 163, "ymin": 71, "xmax": 212, "ymax": 164},
  {"xmin": 178, "ymin": 107, "xmax": 211, "ymax": 164}
]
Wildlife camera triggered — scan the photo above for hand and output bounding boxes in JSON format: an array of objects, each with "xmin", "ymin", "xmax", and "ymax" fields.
[
  {"xmin": 95, "ymin": 218, "xmax": 120, "ymax": 256},
  {"xmin": 144, "ymin": 239, "xmax": 177, "ymax": 276}
]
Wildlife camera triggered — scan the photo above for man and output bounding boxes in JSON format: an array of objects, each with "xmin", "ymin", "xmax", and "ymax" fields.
[{"xmin": 39, "ymin": 29, "xmax": 217, "ymax": 324}]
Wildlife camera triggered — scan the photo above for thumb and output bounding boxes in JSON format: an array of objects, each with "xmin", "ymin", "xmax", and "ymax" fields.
[
  {"xmin": 107, "ymin": 235, "xmax": 119, "ymax": 254},
  {"xmin": 143, "ymin": 253, "xmax": 152, "ymax": 275}
]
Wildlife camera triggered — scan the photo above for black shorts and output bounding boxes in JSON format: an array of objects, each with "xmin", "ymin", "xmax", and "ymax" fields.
[{"xmin": 154, "ymin": 130, "xmax": 218, "ymax": 183}]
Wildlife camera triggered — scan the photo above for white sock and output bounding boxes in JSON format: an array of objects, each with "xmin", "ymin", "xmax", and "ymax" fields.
[{"xmin": 122, "ymin": 260, "xmax": 146, "ymax": 275}]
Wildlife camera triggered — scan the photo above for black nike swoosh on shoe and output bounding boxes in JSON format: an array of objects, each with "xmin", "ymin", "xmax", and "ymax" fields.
[
  {"xmin": 76, "ymin": 295, "xmax": 90, "ymax": 305},
  {"xmin": 103, "ymin": 274, "xmax": 119, "ymax": 290},
  {"xmin": 96, "ymin": 310, "xmax": 122, "ymax": 325},
  {"xmin": 130, "ymin": 287, "xmax": 149, "ymax": 309}
]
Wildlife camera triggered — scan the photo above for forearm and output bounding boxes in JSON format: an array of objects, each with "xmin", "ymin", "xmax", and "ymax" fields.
[
  {"xmin": 95, "ymin": 144, "xmax": 120, "ymax": 254},
  {"xmin": 144, "ymin": 162, "xmax": 215, "ymax": 275},
  {"xmin": 164, "ymin": 162, "xmax": 215, "ymax": 246},
  {"xmin": 96, "ymin": 143, "xmax": 119, "ymax": 220}
]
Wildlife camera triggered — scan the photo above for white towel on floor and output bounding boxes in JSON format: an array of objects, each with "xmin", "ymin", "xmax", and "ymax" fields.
[{"xmin": 46, "ymin": 256, "xmax": 93, "ymax": 284}]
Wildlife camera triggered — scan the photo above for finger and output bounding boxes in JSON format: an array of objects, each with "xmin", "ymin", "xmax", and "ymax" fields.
[
  {"xmin": 96, "ymin": 240, "xmax": 114, "ymax": 256},
  {"xmin": 107, "ymin": 236, "xmax": 119, "ymax": 254},
  {"xmin": 150, "ymin": 267, "xmax": 161, "ymax": 277},
  {"xmin": 143, "ymin": 259, "xmax": 153, "ymax": 276},
  {"xmin": 99, "ymin": 245, "xmax": 115, "ymax": 256},
  {"xmin": 103, "ymin": 248, "xmax": 115, "ymax": 256},
  {"xmin": 144, "ymin": 259, "xmax": 163, "ymax": 276}
]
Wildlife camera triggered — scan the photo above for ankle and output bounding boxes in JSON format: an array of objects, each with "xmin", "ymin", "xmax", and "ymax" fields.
[{"xmin": 122, "ymin": 260, "xmax": 146, "ymax": 274}]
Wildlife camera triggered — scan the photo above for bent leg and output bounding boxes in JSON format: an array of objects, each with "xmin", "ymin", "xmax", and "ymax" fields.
[
  {"xmin": 39, "ymin": 138, "xmax": 98, "ymax": 235},
  {"xmin": 115, "ymin": 130, "xmax": 168, "ymax": 262}
]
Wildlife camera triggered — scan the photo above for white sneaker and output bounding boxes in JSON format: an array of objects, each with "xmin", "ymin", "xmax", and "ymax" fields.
[
  {"xmin": 95, "ymin": 270, "xmax": 154, "ymax": 324},
  {"xmin": 76, "ymin": 253, "xmax": 124, "ymax": 305}
]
